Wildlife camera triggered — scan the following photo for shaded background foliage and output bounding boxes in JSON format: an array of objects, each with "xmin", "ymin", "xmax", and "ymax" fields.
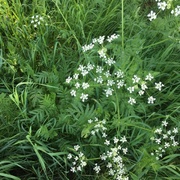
[{"xmin": 0, "ymin": 0, "xmax": 179, "ymax": 179}]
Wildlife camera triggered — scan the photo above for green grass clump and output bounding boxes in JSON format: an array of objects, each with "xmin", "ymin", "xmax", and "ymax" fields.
[{"xmin": 0, "ymin": 0, "xmax": 179, "ymax": 179}]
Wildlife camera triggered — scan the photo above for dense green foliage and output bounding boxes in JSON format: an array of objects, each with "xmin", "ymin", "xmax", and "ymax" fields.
[{"xmin": 0, "ymin": 0, "xmax": 179, "ymax": 179}]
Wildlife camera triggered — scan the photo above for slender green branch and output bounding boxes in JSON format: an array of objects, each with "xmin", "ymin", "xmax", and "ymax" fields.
[
  {"xmin": 53, "ymin": 0, "xmax": 80, "ymax": 47},
  {"xmin": 121, "ymin": 0, "xmax": 124, "ymax": 50}
]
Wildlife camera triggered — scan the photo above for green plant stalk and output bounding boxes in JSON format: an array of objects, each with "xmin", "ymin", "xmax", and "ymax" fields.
[
  {"xmin": 121, "ymin": 0, "xmax": 124, "ymax": 50},
  {"xmin": 142, "ymin": 39, "xmax": 169, "ymax": 50},
  {"xmin": 53, "ymin": 0, "xmax": 80, "ymax": 47},
  {"xmin": 115, "ymin": 90, "xmax": 120, "ymax": 121}
]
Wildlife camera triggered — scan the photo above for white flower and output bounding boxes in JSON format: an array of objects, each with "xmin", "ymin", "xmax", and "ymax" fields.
[
  {"xmin": 96, "ymin": 66, "xmax": 104, "ymax": 73},
  {"xmin": 93, "ymin": 163, "xmax": 101, "ymax": 173},
  {"xmin": 170, "ymin": 136, "xmax": 174, "ymax": 140},
  {"xmin": 107, "ymin": 34, "xmax": 119, "ymax": 42},
  {"xmin": 77, "ymin": 65, "xmax": 85, "ymax": 71},
  {"xmin": 139, "ymin": 90, "xmax": 144, "ymax": 96},
  {"xmin": 77, "ymin": 166, "xmax": 82, "ymax": 171},
  {"xmin": 67, "ymin": 153, "xmax": 72, "ymax": 159},
  {"xmin": 98, "ymin": 48, "xmax": 107, "ymax": 59},
  {"xmin": 113, "ymin": 137, "xmax": 119, "ymax": 144},
  {"xmin": 87, "ymin": 63, "xmax": 94, "ymax": 71},
  {"xmin": 105, "ymin": 58, "xmax": 115, "ymax": 66},
  {"xmin": 107, "ymin": 79, "xmax": 115, "ymax": 86},
  {"xmin": 122, "ymin": 148, "xmax": 128, "ymax": 154},
  {"xmin": 141, "ymin": 83, "xmax": 148, "ymax": 90},
  {"xmin": 81, "ymin": 69, "xmax": 89, "ymax": 76},
  {"xmin": 78, "ymin": 152, "xmax": 84, "ymax": 158},
  {"xmin": 127, "ymin": 86, "xmax": 134, "ymax": 93},
  {"xmin": 104, "ymin": 140, "xmax": 110, "ymax": 146},
  {"xmin": 128, "ymin": 97, "xmax": 136, "ymax": 105},
  {"xmin": 109, "ymin": 168, "xmax": 115, "ymax": 176},
  {"xmin": 164, "ymin": 142, "xmax": 170, "ymax": 148},
  {"xmin": 97, "ymin": 36, "xmax": 105, "ymax": 44},
  {"xmin": 102, "ymin": 132, "xmax": 107, "ymax": 138},
  {"xmin": 155, "ymin": 128, "xmax": 162, "ymax": 134},
  {"xmin": 100, "ymin": 153, "xmax": 107, "ymax": 160},
  {"xmin": 120, "ymin": 136, "xmax": 127, "ymax": 143},
  {"xmin": 88, "ymin": 119, "xmax": 93, "ymax": 124},
  {"xmin": 155, "ymin": 138, "xmax": 161, "ymax": 144},
  {"xmin": 115, "ymin": 70, "xmax": 124, "ymax": 78},
  {"xmin": 94, "ymin": 117, "xmax": 98, "ymax": 122},
  {"xmin": 147, "ymin": 11, "xmax": 157, "ymax": 21},
  {"xmin": 162, "ymin": 120, "xmax": 168, "ymax": 127},
  {"xmin": 172, "ymin": 127, "xmax": 178, "ymax": 134},
  {"xmin": 171, "ymin": 6, "xmax": 180, "ymax": 16},
  {"xmin": 39, "ymin": 16, "xmax": 43, "ymax": 21},
  {"xmin": 74, "ymin": 145, "xmax": 80, "ymax": 151},
  {"xmin": 80, "ymin": 161, "xmax": 87, "ymax": 167},
  {"xmin": 75, "ymin": 82, "xmax": 80, "ymax": 89},
  {"xmin": 117, "ymin": 80, "xmax": 125, "ymax": 88},
  {"xmin": 104, "ymin": 88, "xmax": 114, "ymax": 97},
  {"xmin": 70, "ymin": 90, "xmax": 76, "ymax": 97},
  {"xmin": 172, "ymin": 141, "xmax": 179, "ymax": 147},
  {"xmin": 157, "ymin": 1, "xmax": 167, "ymax": 11},
  {"xmin": 145, "ymin": 73, "xmax": 154, "ymax": 81},
  {"xmin": 92, "ymin": 38, "xmax": 98, "ymax": 43},
  {"xmin": 163, "ymin": 134, "xmax": 168, "ymax": 139},
  {"xmin": 102, "ymin": 119, "xmax": 106, "ymax": 124},
  {"xmin": 167, "ymin": 130, "xmax": 171, "ymax": 135},
  {"xmin": 80, "ymin": 93, "xmax": 88, "ymax": 102},
  {"xmin": 73, "ymin": 73, "xmax": 79, "ymax": 79},
  {"xmin": 132, "ymin": 75, "xmax": 140, "ymax": 83},
  {"xmin": 70, "ymin": 167, "xmax": 76, "ymax": 172},
  {"xmin": 155, "ymin": 82, "xmax": 164, "ymax": 91},
  {"xmin": 148, "ymin": 96, "xmax": 156, "ymax": 104},
  {"xmin": 66, "ymin": 76, "xmax": 72, "ymax": 83},
  {"xmin": 82, "ymin": 82, "xmax": 89, "ymax": 89},
  {"xmin": 107, "ymin": 162, "xmax": 112, "ymax": 168},
  {"xmin": 104, "ymin": 70, "xmax": 111, "ymax": 77},
  {"xmin": 95, "ymin": 76, "xmax": 103, "ymax": 84},
  {"xmin": 82, "ymin": 43, "xmax": 94, "ymax": 52}
]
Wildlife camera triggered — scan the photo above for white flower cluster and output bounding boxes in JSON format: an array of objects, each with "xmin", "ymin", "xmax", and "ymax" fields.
[
  {"xmin": 95, "ymin": 136, "xmax": 129, "ymax": 179},
  {"xmin": 31, "ymin": 15, "xmax": 50, "ymax": 28},
  {"xmin": 67, "ymin": 145, "xmax": 87, "ymax": 173},
  {"xmin": 127, "ymin": 73, "xmax": 164, "ymax": 105},
  {"xmin": 31, "ymin": 15, "xmax": 45, "ymax": 28},
  {"xmin": 66, "ymin": 34, "xmax": 164, "ymax": 105},
  {"xmin": 150, "ymin": 120, "xmax": 179, "ymax": 160},
  {"xmin": 171, "ymin": 5, "xmax": 180, "ymax": 16},
  {"xmin": 88, "ymin": 117, "xmax": 107, "ymax": 137},
  {"xmin": 147, "ymin": 1, "xmax": 180, "ymax": 21},
  {"xmin": 82, "ymin": 34, "xmax": 119, "ymax": 52}
]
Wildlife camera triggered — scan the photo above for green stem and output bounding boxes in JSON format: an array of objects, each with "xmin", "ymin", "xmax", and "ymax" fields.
[
  {"xmin": 142, "ymin": 39, "xmax": 169, "ymax": 50},
  {"xmin": 121, "ymin": 0, "xmax": 124, "ymax": 50},
  {"xmin": 53, "ymin": 1, "xmax": 80, "ymax": 47}
]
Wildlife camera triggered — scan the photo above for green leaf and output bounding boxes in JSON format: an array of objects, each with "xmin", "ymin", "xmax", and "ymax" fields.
[{"xmin": 0, "ymin": 173, "xmax": 20, "ymax": 180}]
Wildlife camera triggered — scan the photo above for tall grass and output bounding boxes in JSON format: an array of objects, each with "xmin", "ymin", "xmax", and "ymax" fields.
[{"xmin": 0, "ymin": 0, "xmax": 179, "ymax": 179}]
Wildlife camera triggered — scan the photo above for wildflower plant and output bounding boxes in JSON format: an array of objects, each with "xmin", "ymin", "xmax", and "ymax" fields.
[
  {"xmin": 65, "ymin": 34, "xmax": 165, "ymax": 107},
  {"xmin": 30, "ymin": 14, "xmax": 49, "ymax": 29},
  {"xmin": 150, "ymin": 120, "xmax": 179, "ymax": 160},
  {"xmin": 147, "ymin": 0, "xmax": 180, "ymax": 21},
  {"xmin": 0, "ymin": 0, "xmax": 179, "ymax": 179},
  {"xmin": 67, "ymin": 116, "xmax": 129, "ymax": 179}
]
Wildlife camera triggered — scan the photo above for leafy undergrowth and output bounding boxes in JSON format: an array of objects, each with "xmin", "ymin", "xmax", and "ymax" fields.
[{"xmin": 0, "ymin": 0, "xmax": 179, "ymax": 179}]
